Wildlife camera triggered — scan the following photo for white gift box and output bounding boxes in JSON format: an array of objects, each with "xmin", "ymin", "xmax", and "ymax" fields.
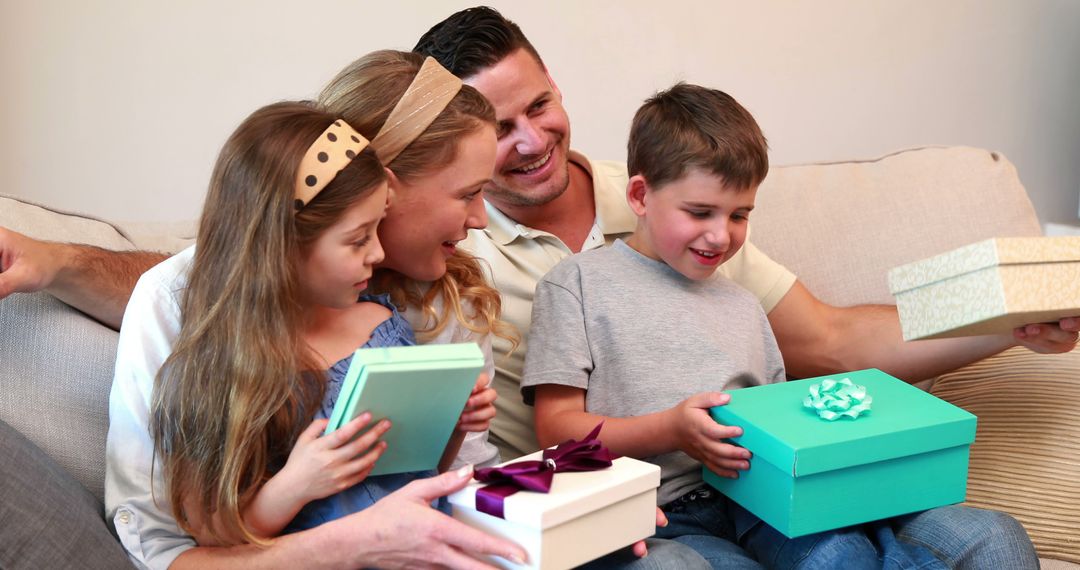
[
  {"xmin": 447, "ymin": 452, "xmax": 661, "ymax": 570},
  {"xmin": 888, "ymin": 236, "xmax": 1080, "ymax": 340}
]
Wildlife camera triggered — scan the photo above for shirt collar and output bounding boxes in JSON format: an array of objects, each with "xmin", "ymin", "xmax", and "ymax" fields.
[{"xmin": 480, "ymin": 150, "xmax": 637, "ymax": 246}]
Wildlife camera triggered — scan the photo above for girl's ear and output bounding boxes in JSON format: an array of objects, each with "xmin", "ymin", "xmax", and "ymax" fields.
[{"xmin": 626, "ymin": 174, "xmax": 650, "ymax": 216}]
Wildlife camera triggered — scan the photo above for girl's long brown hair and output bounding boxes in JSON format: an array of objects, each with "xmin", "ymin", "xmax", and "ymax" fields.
[
  {"xmin": 319, "ymin": 50, "xmax": 517, "ymax": 347},
  {"xmin": 150, "ymin": 101, "xmax": 386, "ymax": 544}
]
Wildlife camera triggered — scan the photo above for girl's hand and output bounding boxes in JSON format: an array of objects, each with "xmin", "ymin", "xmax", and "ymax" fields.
[
  {"xmin": 457, "ymin": 373, "xmax": 497, "ymax": 433},
  {"xmin": 276, "ymin": 413, "xmax": 391, "ymax": 505},
  {"xmin": 668, "ymin": 392, "xmax": 751, "ymax": 479}
]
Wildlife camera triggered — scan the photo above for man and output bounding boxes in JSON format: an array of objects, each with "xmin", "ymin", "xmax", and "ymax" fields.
[
  {"xmin": 407, "ymin": 8, "xmax": 1059, "ymax": 569},
  {"xmin": 410, "ymin": 6, "xmax": 1079, "ymax": 459}
]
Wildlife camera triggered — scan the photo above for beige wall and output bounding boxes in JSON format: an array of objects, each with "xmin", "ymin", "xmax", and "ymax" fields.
[{"xmin": 2, "ymin": 0, "xmax": 1078, "ymax": 225}]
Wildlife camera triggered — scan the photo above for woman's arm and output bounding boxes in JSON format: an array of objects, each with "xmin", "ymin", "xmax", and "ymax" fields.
[{"xmin": 172, "ymin": 467, "xmax": 526, "ymax": 569}]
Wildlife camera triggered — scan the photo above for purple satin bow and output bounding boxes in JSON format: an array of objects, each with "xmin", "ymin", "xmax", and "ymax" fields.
[{"xmin": 472, "ymin": 423, "xmax": 613, "ymax": 518}]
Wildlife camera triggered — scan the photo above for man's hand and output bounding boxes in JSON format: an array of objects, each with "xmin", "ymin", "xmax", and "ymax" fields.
[
  {"xmin": 0, "ymin": 227, "xmax": 63, "ymax": 299},
  {"xmin": 1013, "ymin": 317, "xmax": 1080, "ymax": 354},
  {"xmin": 343, "ymin": 465, "xmax": 527, "ymax": 569},
  {"xmin": 669, "ymin": 392, "xmax": 750, "ymax": 479}
]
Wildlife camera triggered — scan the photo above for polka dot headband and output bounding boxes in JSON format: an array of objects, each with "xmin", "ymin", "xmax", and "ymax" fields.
[
  {"xmin": 369, "ymin": 57, "xmax": 463, "ymax": 165},
  {"xmin": 294, "ymin": 120, "xmax": 369, "ymax": 211},
  {"xmin": 293, "ymin": 58, "xmax": 460, "ymax": 211}
]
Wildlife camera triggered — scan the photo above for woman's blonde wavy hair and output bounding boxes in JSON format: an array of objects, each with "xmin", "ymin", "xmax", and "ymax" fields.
[
  {"xmin": 319, "ymin": 49, "xmax": 516, "ymax": 347},
  {"xmin": 150, "ymin": 101, "xmax": 387, "ymax": 545}
]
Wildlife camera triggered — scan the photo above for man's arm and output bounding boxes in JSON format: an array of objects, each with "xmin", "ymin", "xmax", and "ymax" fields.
[
  {"xmin": 769, "ymin": 281, "xmax": 1080, "ymax": 382},
  {"xmin": 0, "ymin": 227, "xmax": 165, "ymax": 329}
]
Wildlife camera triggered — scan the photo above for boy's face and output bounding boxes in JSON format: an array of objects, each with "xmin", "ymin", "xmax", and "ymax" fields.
[{"xmin": 626, "ymin": 169, "xmax": 756, "ymax": 281}]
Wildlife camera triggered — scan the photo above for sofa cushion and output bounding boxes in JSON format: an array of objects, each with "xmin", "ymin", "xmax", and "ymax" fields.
[
  {"xmin": 752, "ymin": 146, "xmax": 1043, "ymax": 307},
  {"xmin": 0, "ymin": 418, "xmax": 133, "ymax": 569},
  {"xmin": 930, "ymin": 347, "xmax": 1080, "ymax": 564}
]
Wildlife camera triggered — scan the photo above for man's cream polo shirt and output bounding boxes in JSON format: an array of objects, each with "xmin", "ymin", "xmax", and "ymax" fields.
[{"xmin": 461, "ymin": 151, "xmax": 796, "ymax": 459}]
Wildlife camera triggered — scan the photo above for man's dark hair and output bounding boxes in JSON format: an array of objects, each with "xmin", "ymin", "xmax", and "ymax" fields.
[
  {"xmin": 628, "ymin": 83, "xmax": 769, "ymax": 191},
  {"xmin": 413, "ymin": 6, "xmax": 544, "ymax": 79}
]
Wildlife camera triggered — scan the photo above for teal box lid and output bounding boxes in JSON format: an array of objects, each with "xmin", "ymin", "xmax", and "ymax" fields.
[
  {"xmin": 326, "ymin": 342, "xmax": 484, "ymax": 476},
  {"xmin": 709, "ymin": 369, "xmax": 976, "ymax": 477}
]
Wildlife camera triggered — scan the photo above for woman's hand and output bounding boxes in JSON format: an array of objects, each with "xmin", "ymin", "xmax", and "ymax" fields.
[{"xmin": 342, "ymin": 465, "xmax": 527, "ymax": 569}]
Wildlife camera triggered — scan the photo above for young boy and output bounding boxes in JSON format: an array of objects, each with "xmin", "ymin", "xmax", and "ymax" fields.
[{"xmin": 522, "ymin": 84, "xmax": 950, "ymax": 569}]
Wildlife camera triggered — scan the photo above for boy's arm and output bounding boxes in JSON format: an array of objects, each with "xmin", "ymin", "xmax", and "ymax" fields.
[
  {"xmin": 533, "ymin": 385, "xmax": 750, "ymax": 478},
  {"xmin": 0, "ymin": 227, "xmax": 166, "ymax": 329}
]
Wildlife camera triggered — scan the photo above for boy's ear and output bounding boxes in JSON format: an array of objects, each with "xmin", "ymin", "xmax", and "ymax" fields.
[{"xmin": 626, "ymin": 175, "xmax": 650, "ymax": 216}]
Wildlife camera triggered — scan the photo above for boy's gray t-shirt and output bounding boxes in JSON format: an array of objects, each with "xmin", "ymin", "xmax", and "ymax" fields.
[{"xmin": 522, "ymin": 240, "xmax": 786, "ymax": 505}]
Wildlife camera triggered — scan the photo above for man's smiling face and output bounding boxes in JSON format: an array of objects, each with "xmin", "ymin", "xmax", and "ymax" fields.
[{"xmin": 464, "ymin": 48, "xmax": 572, "ymax": 210}]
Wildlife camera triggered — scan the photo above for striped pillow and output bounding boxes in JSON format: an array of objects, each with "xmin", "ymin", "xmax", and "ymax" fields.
[{"xmin": 930, "ymin": 346, "xmax": 1080, "ymax": 564}]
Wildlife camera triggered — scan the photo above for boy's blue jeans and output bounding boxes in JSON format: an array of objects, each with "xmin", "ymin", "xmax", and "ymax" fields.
[{"xmin": 655, "ymin": 487, "xmax": 1038, "ymax": 570}]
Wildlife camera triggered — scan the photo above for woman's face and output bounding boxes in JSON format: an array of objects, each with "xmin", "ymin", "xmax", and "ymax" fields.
[{"xmin": 377, "ymin": 124, "xmax": 496, "ymax": 281}]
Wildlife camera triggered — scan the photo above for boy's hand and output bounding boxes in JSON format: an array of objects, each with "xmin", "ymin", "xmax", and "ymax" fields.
[
  {"xmin": 670, "ymin": 392, "xmax": 750, "ymax": 479},
  {"xmin": 276, "ymin": 414, "xmax": 390, "ymax": 505},
  {"xmin": 457, "ymin": 373, "xmax": 497, "ymax": 433}
]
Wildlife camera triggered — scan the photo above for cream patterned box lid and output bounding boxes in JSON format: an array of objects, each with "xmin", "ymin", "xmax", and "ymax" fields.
[
  {"xmin": 888, "ymin": 237, "xmax": 1080, "ymax": 294},
  {"xmin": 888, "ymin": 236, "xmax": 1080, "ymax": 340}
]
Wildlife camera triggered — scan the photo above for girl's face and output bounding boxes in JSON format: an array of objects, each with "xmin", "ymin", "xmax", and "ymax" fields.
[
  {"xmin": 298, "ymin": 182, "xmax": 389, "ymax": 309},
  {"xmin": 377, "ymin": 124, "xmax": 496, "ymax": 281}
]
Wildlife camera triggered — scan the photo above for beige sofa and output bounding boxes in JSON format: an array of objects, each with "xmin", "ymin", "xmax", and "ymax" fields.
[{"xmin": 0, "ymin": 145, "xmax": 1076, "ymax": 568}]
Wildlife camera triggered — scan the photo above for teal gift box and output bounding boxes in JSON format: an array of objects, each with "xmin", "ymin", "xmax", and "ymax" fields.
[{"xmin": 704, "ymin": 369, "xmax": 976, "ymax": 538}]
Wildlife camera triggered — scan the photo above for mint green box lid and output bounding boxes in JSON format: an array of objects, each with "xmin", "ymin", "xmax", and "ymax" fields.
[
  {"xmin": 710, "ymin": 369, "xmax": 976, "ymax": 477},
  {"xmin": 326, "ymin": 342, "xmax": 484, "ymax": 476}
]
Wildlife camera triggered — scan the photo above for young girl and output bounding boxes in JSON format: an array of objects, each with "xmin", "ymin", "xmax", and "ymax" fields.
[
  {"xmin": 138, "ymin": 101, "xmax": 471, "ymax": 546},
  {"xmin": 108, "ymin": 54, "xmax": 513, "ymax": 557}
]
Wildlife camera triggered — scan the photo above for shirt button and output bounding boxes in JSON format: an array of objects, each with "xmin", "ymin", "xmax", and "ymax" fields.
[{"xmin": 118, "ymin": 511, "xmax": 132, "ymax": 525}]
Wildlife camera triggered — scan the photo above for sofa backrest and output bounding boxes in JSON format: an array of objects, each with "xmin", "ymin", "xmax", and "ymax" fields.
[{"xmin": 751, "ymin": 146, "xmax": 1043, "ymax": 307}]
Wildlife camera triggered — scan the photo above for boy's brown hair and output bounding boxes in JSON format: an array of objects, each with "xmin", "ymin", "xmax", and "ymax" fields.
[{"xmin": 627, "ymin": 82, "xmax": 768, "ymax": 191}]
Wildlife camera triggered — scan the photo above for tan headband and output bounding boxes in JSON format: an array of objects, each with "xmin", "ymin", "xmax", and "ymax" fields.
[
  {"xmin": 294, "ymin": 120, "xmax": 369, "ymax": 210},
  {"xmin": 370, "ymin": 57, "xmax": 463, "ymax": 165}
]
